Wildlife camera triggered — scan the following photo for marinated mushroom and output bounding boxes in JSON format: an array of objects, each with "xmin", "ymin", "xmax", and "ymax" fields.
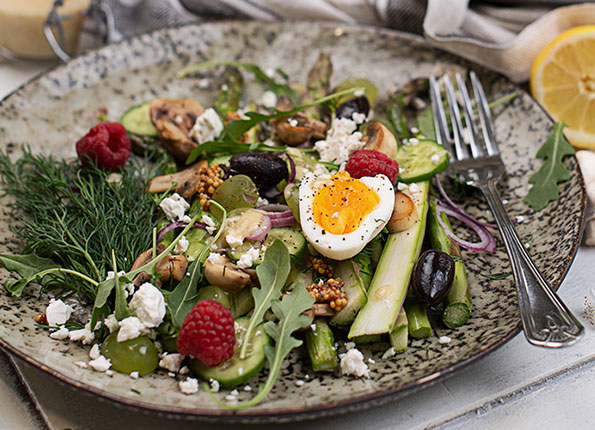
[
  {"xmin": 146, "ymin": 160, "xmax": 207, "ymax": 199},
  {"xmin": 362, "ymin": 122, "xmax": 397, "ymax": 160},
  {"xmin": 149, "ymin": 99, "xmax": 203, "ymax": 162},
  {"xmin": 130, "ymin": 245, "xmax": 165, "ymax": 287},
  {"xmin": 386, "ymin": 192, "xmax": 419, "ymax": 233},
  {"xmin": 155, "ymin": 254, "xmax": 188, "ymax": 283},
  {"xmin": 204, "ymin": 256, "xmax": 251, "ymax": 292},
  {"xmin": 275, "ymin": 113, "xmax": 328, "ymax": 146}
]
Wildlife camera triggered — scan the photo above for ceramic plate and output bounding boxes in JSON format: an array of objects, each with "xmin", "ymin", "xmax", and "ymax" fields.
[{"xmin": 0, "ymin": 22, "xmax": 585, "ymax": 423}]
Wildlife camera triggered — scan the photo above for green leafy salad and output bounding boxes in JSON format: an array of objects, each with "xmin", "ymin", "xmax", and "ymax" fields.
[{"xmin": 0, "ymin": 55, "xmax": 572, "ymax": 408}]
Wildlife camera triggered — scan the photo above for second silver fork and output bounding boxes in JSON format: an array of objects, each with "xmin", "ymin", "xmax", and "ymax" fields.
[{"xmin": 429, "ymin": 72, "xmax": 584, "ymax": 348}]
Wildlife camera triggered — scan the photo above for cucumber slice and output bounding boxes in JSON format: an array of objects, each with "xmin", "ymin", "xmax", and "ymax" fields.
[
  {"xmin": 396, "ymin": 139, "xmax": 449, "ymax": 183},
  {"xmin": 210, "ymin": 154, "xmax": 232, "ymax": 166},
  {"xmin": 329, "ymin": 261, "xmax": 368, "ymax": 327},
  {"xmin": 189, "ymin": 317, "xmax": 270, "ymax": 387},
  {"xmin": 120, "ymin": 102, "xmax": 158, "ymax": 137}
]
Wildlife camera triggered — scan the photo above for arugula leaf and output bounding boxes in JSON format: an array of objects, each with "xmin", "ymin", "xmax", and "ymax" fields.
[
  {"xmin": 167, "ymin": 201, "xmax": 227, "ymax": 327},
  {"xmin": 186, "ymin": 87, "xmax": 363, "ymax": 164},
  {"xmin": 239, "ymin": 239, "xmax": 290, "ymax": 359},
  {"xmin": 416, "ymin": 107, "xmax": 436, "ymax": 140},
  {"xmin": 177, "ymin": 61, "xmax": 297, "ymax": 103},
  {"xmin": 524, "ymin": 122, "xmax": 575, "ymax": 211},
  {"xmin": 0, "ymin": 254, "xmax": 59, "ymax": 279},
  {"xmin": 208, "ymin": 283, "xmax": 314, "ymax": 409}
]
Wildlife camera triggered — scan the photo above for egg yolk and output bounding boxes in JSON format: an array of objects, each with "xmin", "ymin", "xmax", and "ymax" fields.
[{"xmin": 312, "ymin": 171, "xmax": 380, "ymax": 235}]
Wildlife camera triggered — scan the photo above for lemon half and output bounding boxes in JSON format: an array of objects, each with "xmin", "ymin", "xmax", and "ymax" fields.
[{"xmin": 530, "ymin": 25, "xmax": 595, "ymax": 149}]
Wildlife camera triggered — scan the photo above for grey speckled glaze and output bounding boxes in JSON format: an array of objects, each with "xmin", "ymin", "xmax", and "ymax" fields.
[{"xmin": 0, "ymin": 22, "xmax": 586, "ymax": 423}]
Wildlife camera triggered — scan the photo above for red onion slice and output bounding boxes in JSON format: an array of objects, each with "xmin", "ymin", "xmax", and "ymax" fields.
[
  {"xmin": 435, "ymin": 203, "xmax": 496, "ymax": 253},
  {"xmin": 284, "ymin": 153, "xmax": 296, "ymax": 184},
  {"xmin": 245, "ymin": 214, "xmax": 272, "ymax": 241},
  {"xmin": 257, "ymin": 203, "xmax": 291, "ymax": 213},
  {"xmin": 268, "ymin": 213, "xmax": 296, "ymax": 227},
  {"xmin": 157, "ymin": 221, "xmax": 208, "ymax": 243}
]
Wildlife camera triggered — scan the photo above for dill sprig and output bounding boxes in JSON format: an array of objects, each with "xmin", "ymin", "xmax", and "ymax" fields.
[{"xmin": 0, "ymin": 147, "xmax": 163, "ymax": 302}]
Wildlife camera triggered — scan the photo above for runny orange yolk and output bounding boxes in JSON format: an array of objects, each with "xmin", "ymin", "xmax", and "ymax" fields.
[{"xmin": 312, "ymin": 171, "xmax": 380, "ymax": 235}]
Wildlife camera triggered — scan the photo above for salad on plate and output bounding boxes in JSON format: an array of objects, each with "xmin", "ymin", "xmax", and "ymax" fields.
[{"xmin": 0, "ymin": 54, "xmax": 493, "ymax": 408}]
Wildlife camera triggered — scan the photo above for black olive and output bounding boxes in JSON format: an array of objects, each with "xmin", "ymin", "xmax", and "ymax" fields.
[
  {"xmin": 229, "ymin": 152, "xmax": 288, "ymax": 192},
  {"xmin": 412, "ymin": 249, "xmax": 455, "ymax": 306},
  {"xmin": 336, "ymin": 96, "xmax": 370, "ymax": 120}
]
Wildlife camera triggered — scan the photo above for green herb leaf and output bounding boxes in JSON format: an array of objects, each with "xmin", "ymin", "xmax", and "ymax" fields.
[
  {"xmin": 167, "ymin": 201, "xmax": 227, "ymax": 327},
  {"xmin": 214, "ymin": 66, "xmax": 243, "ymax": 118},
  {"xmin": 239, "ymin": 239, "xmax": 290, "ymax": 359},
  {"xmin": 0, "ymin": 254, "xmax": 59, "ymax": 279},
  {"xmin": 177, "ymin": 61, "xmax": 297, "ymax": 103},
  {"xmin": 524, "ymin": 122, "xmax": 575, "ymax": 211},
  {"xmin": 480, "ymin": 272, "xmax": 511, "ymax": 280},
  {"xmin": 416, "ymin": 107, "xmax": 435, "ymax": 140},
  {"xmin": 208, "ymin": 283, "xmax": 314, "ymax": 409}
]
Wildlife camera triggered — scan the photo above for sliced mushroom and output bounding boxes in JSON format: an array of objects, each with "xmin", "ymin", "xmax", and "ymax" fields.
[
  {"xmin": 204, "ymin": 256, "xmax": 251, "ymax": 292},
  {"xmin": 146, "ymin": 160, "xmax": 207, "ymax": 199},
  {"xmin": 149, "ymin": 99, "xmax": 203, "ymax": 162},
  {"xmin": 130, "ymin": 245, "xmax": 165, "ymax": 287},
  {"xmin": 275, "ymin": 113, "xmax": 328, "ymax": 146},
  {"xmin": 155, "ymin": 254, "xmax": 188, "ymax": 283},
  {"xmin": 363, "ymin": 122, "xmax": 397, "ymax": 160},
  {"xmin": 302, "ymin": 303, "xmax": 336, "ymax": 319},
  {"xmin": 386, "ymin": 192, "xmax": 419, "ymax": 233}
]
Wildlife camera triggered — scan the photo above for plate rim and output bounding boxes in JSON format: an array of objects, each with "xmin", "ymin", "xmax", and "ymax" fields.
[{"xmin": 0, "ymin": 20, "xmax": 587, "ymax": 422}]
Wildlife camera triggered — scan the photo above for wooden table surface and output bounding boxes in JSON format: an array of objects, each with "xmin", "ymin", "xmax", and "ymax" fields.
[{"xmin": 1, "ymin": 57, "xmax": 594, "ymax": 430}]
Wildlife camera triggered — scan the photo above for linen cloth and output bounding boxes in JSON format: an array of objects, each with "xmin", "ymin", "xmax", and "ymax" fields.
[{"xmin": 86, "ymin": 0, "xmax": 595, "ymax": 243}]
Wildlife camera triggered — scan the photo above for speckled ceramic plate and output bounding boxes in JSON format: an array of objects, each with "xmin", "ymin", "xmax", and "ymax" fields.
[{"xmin": 0, "ymin": 22, "xmax": 586, "ymax": 423}]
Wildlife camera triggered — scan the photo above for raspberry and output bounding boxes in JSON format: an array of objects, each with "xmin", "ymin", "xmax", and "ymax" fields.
[
  {"xmin": 76, "ymin": 122, "xmax": 131, "ymax": 170},
  {"xmin": 177, "ymin": 300, "xmax": 236, "ymax": 367},
  {"xmin": 345, "ymin": 149, "xmax": 399, "ymax": 183}
]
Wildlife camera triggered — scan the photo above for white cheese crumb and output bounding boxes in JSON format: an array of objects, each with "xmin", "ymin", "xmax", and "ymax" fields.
[
  {"xmin": 408, "ymin": 137, "xmax": 419, "ymax": 145},
  {"xmin": 117, "ymin": 317, "xmax": 147, "ymax": 342},
  {"xmin": 69, "ymin": 322, "xmax": 95, "ymax": 344},
  {"xmin": 192, "ymin": 108, "xmax": 224, "ymax": 144},
  {"xmin": 129, "ymin": 283, "xmax": 166, "ymax": 329},
  {"xmin": 310, "ymin": 323, "xmax": 317, "ymax": 331},
  {"xmin": 206, "ymin": 252, "xmax": 226, "ymax": 265},
  {"xmin": 104, "ymin": 314, "xmax": 119, "ymax": 333},
  {"xmin": 50, "ymin": 326, "xmax": 70, "ymax": 340},
  {"xmin": 352, "ymin": 112, "xmax": 366, "ymax": 124},
  {"xmin": 260, "ymin": 90, "xmax": 277, "ymax": 108},
  {"xmin": 174, "ymin": 235, "xmax": 189, "ymax": 254},
  {"xmin": 221, "ymin": 84, "xmax": 229, "ymax": 91},
  {"xmin": 408, "ymin": 183, "xmax": 420, "ymax": 193},
  {"xmin": 502, "ymin": 199, "xmax": 509, "ymax": 204},
  {"xmin": 340, "ymin": 348, "xmax": 370, "ymax": 378},
  {"xmin": 367, "ymin": 358, "xmax": 375, "ymax": 364},
  {"xmin": 305, "ymin": 374, "xmax": 310, "ymax": 380},
  {"xmin": 243, "ymin": 385, "xmax": 252, "ymax": 392},
  {"xmin": 382, "ymin": 347, "xmax": 396, "ymax": 359},
  {"xmin": 209, "ymin": 378, "xmax": 220, "ymax": 392},
  {"xmin": 226, "ymin": 233, "xmax": 244, "ymax": 248},
  {"xmin": 45, "ymin": 299, "xmax": 74, "ymax": 326},
  {"xmin": 399, "ymin": 167, "xmax": 406, "ymax": 174},
  {"xmin": 105, "ymin": 370, "xmax": 114, "ymax": 377},
  {"xmin": 439, "ymin": 336, "xmax": 452, "ymax": 344},
  {"xmin": 202, "ymin": 214, "xmax": 217, "ymax": 234},
  {"xmin": 410, "ymin": 126, "xmax": 420, "ymax": 134},
  {"xmin": 89, "ymin": 355, "xmax": 111, "ymax": 372},
  {"xmin": 130, "ymin": 371, "xmax": 139, "ymax": 379},
  {"xmin": 159, "ymin": 193, "xmax": 190, "ymax": 222},
  {"xmin": 430, "ymin": 154, "xmax": 441, "ymax": 164},
  {"xmin": 74, "ymin": 361, "xmax": 88, "ymax": 369},
  {"xmin": 230, "ymin": 389, "xmax": 239, "ymax": 396},
  {"xmin": 89, "ymin": 344, "xmax": 101, "ymax": 360},
  {"xmin": 295, "ymin": 379, "xmax": 305, "ymax": 387},
  {"xmin": 179, "ymin": 377, "xmax": 199, "ymax": 395},
  {"xmin": 105, "ymin": 270, "xmax": 125, "ymax": 281},
  {"xmin": 159, "ymin": 353, "xmax": 185, "ymax": 373},
  {"xmin": 236, "ymin": 246, "xmax": 260, "ymax": 269},
  {"xmin": 397, "ymin": 182, "xmax": 408, "ymax": 191},
  {"xmin": 198, "ymin": 78, "xmax": 210, "ymax": 89},
  {"xmin": 123, "ymin": 283, "xmax": 135, "ymax": 299},
  {"xmin": 179, "ymin": 366, "xmax": 189, "ymax": 375},
  {"xmin": 288, "ymin": 118, "xmax": 299, "ymax": 127},
  {"xmin": 314, "ymin": 118, "xmax": 365, "ymax": 165},
  {"xmin": 344, "ymin": 341, "xmax": 356, "ymax": 351},
  {"xmin": 256, "ymin": 197, "xmax": 269, "ymax": 206},
  {"xmin": 516, "ymin": 215, "xmax": 525, "ymax": 223},
  {"xmin": 168, "ymin": 372, "xmax": 176, "ymax": 378}
]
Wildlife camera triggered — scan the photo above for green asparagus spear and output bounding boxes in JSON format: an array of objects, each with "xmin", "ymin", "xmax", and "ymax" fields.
[
  {"xmin": 305, "ymin": 319, "xmax": 337, "ymax": 372},
  {"xmin": 405, "ymin": 299, "xmax": 432, "ymax": 339},
  {"xmin": 427, "ymin": 200, "xmax": 472, "ymax": 328},
  {"xmin": 303, "ymin": 53, "xmax": 332, "ymax": 118},
  {"xmin": 389, "ymin": 308, "xmax": 408, "ymax": 353},
  {"xmin": 215, "ymin": 66, "xmax": 243, "ymax": 118}
]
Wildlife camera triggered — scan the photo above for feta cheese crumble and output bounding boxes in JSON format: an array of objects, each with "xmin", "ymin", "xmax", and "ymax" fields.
[
  {"xmin": 129, "ymin": 283, "xmax": 166, "ymax": 329},
  {"xmin": 89, "ymin": 344, "xmax": 101, "ymax": 360},
  {"xmin": 352, "ymin": 112, "xmax": 366, "ymax": 124},
  {"xmin": 103, "ymin": 314, "xmax": 119, "ymax": 333},
  {"xmin": 159, "ymin": 353, "xmax": 185, "ymax": 373},
  {"xmin": 191, "ymin": 108, "xmax": 224, "ymax": 144},
  {"xmin": 130, "ymin": 371, "xmax": 139, "ymax": 380},
  {"xmin": 340, "ymin": 348, "xmax": 370, "ymax": 378},
  {"xmin": 50, "ymin": 326, "xmax": 69, "ymax": 340},
  {"xmin": 209, "ymin": 378, "xmax": 220, "ymax": 393},
  {"xmin": 159, "ymin": 193, "xmax": 190, "ymax": 222},
  {"xmin": 89, "ymin": 355, "xmax": 111, "ymax": 372},
  {"xmin": 236, "ymin": 246, "xmax": 260, "ymax": 269},
  {"xmin": 201, "ymin": 214, "xmax": 217, "ymax": 234},
  {"xmin": 45, "ymin": 299, "xmax": 74, "ymax": 326},
  {"xmin": 382, "ymin": 347, "xmax": 396, "ymax": 359},
  {"xmin": 260, "ymin": 90, "xmax": 277, "ymax": 108},
  {"xmin": 226, "ymin": 233, "xmax": 244, "ymax": 248},
  {"xmin": 69, "ymin": 322, "xmax": 95, "ymax": 344},
  {"xmin": 314, "ymin": 118, "xmax": 365, "ymax": 165},
  {"xmin": 179, "ymin": 377, "xmax": 199, "ymax": 395},
  {"xmin": 74, "ymin": 361, "xmax": 88, "ymax": 369},
  {"xmin": 439, "ymin": 336, "xmax": 452, "ymax": 344},
  {"xmin": 174, "ymin": 235, "xmax": 189, "ymax": 254},
  {"xmin": 117, "ymin": 316, "xmax": 147, "ymax": 342}
]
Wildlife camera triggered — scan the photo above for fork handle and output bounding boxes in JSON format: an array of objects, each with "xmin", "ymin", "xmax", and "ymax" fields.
[{"xmin": 479, "ymin": 181, "xmax": 584, "ymax": 348}]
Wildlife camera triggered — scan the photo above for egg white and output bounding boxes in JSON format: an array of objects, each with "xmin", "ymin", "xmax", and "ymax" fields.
[{"xmin": 299, "ymin": 173, "xmax": 395, "ymax": 260}]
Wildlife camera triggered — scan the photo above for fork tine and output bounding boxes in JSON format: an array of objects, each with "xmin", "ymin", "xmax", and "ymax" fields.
[
  {"xmin": 429, "ymin": 76, "xmax": 453, "ymax": 155},
  {"xmin": 444, "ymin": 75, "xmax": 470, "ymax": 161},
  {"xmin": 470, "ymin": 71, "xmax": 500, "ymax": 156},
  {"xmin": 455, "ymin": 73, "xmax": 485, "ymax": 158}
]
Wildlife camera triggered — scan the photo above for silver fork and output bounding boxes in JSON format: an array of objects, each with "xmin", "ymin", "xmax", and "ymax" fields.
[{"xmin": 429, "ymin": 71, "xmax": 584, "ymax": 348}]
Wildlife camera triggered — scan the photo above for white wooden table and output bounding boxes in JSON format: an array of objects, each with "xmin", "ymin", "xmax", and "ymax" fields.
[{"xmin": 1, "ymin": 57, "xmax": 594, "ymax": 430}]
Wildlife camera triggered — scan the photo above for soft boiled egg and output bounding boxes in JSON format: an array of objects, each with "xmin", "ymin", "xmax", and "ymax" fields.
[{"xmin": 299, "ymin": 171, "xmax": 395, "ymax": 260}]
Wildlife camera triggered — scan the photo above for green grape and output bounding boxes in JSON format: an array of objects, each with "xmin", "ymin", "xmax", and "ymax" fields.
[
  {"xmin": 196, "ymin": 286, "xmax": 231, "ymax": 309},
  {"xmin": 102, "ymin": 333, "xmax": 159, "ymax": 375},
  {"xmin": 211, "ymin": 175, "xmax": 259, "ymax": 212}
]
